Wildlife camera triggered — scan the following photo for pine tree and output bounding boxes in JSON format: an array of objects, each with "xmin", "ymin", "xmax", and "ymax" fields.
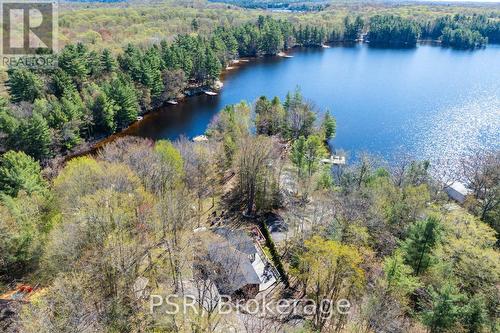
[
  {"xmin": 57, "ymin": 43, "xmax": 90, "ymax": 84},
  {"xmin": 422, "ymin": 283, "xmax": 465, "ymax": 333},
  {"xmin": 93, "ymin": 91, "xmax": 117, "ymax": 134},
  {"xmin": 101, "ymin": 49, "xmax": 117, "ymax": 73},
  {"xmin": 402, "ymin": 216, "xmax": 442, "ymax": 275},
  {"xmin": 12, "ymin": 113, "xmax": 52, "ymax": 161},
  {"xmin": 107, "ymin": 77, "xmax": 139, "ymax": 129},
  {"xmin": 0, "ymin": 150, "xmax": 47, "ymax": 197},
  {"xmin": 322, "ymin": 111, "xmax": 337, "ymax": 140},
  {"xmin": 7, "ymin": 68, "xmax": 44, "ymax": 103}
]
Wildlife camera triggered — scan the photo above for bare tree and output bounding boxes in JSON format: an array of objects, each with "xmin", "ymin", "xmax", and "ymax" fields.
[
  {"xmin": 236, "ymin": 135, "xmax": 279, "ymax": 217},
  {"xmin": 460, "ymin": 151, "xmax": 500, "ymax": 222}
]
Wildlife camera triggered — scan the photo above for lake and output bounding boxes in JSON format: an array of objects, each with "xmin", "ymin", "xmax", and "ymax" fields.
[{"xmin": 126, "ymin": 43, "xmax": 500, "ymax": 165}]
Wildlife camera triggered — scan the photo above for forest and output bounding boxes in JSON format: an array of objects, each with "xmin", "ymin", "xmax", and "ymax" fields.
[{"xmin": 1, "ymin": 89, "xmax": 499, "ymax": 332}]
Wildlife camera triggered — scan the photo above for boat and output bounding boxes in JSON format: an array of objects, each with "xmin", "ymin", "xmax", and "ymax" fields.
[
  {"xmin": 204, "ymin": 91, "xmax": 218, "ymax": 96},
  {"xmin": 278, "ymin": 51, "xmax": 293, "ymax": 58},
  {"xmin": 136, "ymin": 116, "xmax": 143, "ymax": 121},
  {"xmin": 167, "ymin": 100, "xmax": 178, "ymax": 105},
  {"xmin": 321, "ymin": 44, "xmax": 331, "ymax": 48},
  {"xmin": 226, "ymin": 66, "xmax": 235, "ymax": 70},
  {"xmin": 192, "ymin": 135, "xmax": 209, "ymax": 142}
]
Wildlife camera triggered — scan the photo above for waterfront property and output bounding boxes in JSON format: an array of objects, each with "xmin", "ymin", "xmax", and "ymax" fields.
[
  {"xmin": 445, "ymin": 181, "xmax": 473, "ymax": 204},
  {"xmin": 194, "ymin": 227, "xmax": 277, "ymax": 299}
]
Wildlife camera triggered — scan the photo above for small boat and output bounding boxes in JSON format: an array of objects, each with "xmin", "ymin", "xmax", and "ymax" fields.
[
  {"xmin": 167, "ymin": 100, "xmax": 178, "ymax": 105},
  {"xmin": 321, "ymin": 44, "xmax": 331, "ymax": 48},
  {"xmin": 192, "ymin": 135, "xmax": 209, "ymax": 142},
  {"xmin": 136, "ymin": 116, "xmax": 143, "ymax": 121},
  {"xmin": 226, "ymin": 66, "xmax": 235, "ymax": 70},
  {"xmin": 278, "ymin": 52, "xmax": 293, "ymax": 58},
  {"xmin": 204, "ymin": 91, "xmax": 218, "ymax": 96}
]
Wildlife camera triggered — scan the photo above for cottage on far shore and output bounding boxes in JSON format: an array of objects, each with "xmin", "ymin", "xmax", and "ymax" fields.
[{"xmin": 445, "ymin": 181, "xmax": 473, "ymax": 204}]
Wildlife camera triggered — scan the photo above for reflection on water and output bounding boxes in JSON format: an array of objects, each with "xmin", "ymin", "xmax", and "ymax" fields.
[{"xmin": 126, "ymin": 44, "xmax": 500, "ymax": 170}]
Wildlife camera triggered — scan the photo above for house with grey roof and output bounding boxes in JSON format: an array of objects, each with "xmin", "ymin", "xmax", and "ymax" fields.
[{"xmin": 194, "ymin": 227, "xmax": 276, "ymax": 299}]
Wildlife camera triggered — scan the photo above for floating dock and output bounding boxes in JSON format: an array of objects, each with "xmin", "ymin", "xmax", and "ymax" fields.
[{"xmin": 321, "ymin": 155, "xmax": 346, "ymax": 165}]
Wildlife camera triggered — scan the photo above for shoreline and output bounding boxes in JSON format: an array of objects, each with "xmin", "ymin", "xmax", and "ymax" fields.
[{"xmin": 59, "ymin": 38, "xmax": 492, "ymax": 164}]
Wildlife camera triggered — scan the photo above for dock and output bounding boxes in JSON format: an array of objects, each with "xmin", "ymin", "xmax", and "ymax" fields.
[{"xmin": 321, "ymin": 155, "xmax": 346, "ymax": 165}]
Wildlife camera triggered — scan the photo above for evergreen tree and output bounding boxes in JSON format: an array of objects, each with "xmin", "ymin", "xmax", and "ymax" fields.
[
  {"xmin": 57, "ymin": 43, "xmax": 91, "ymax": 85},
  {"xmin": 93, "ymin": 91, "xmax": 117, "ymax": 134},
  {"xmin": 101, "ymin": 48, "xmax": 117, "ymax": 73},
  {"xmin": 422, "ymin": 283, "xmax": 465, "ymax": 333},
  {"xmin": 403, "ymin": 216, "xmax": 442, "ymax": 275},
  {"xmin": 205, "ymin": 45, "xmax": 222, "ymax": 81},
  {"xmin": 0, "ymin": 151, "xmax": 47, "ymax": 197},
  {"xmin": 12, "ymin": 113, "xmax": 52, "ymax": 161},
  {"xmin": 107, "ymin": 77, "xmax": 139, "ymax": 129},
  {"xmin": 321, "ymin": 111, "xmax": 336, "ymax": 140},
  {"xmin": 7, "ymin": 68, "xmax": 44, "ymax": 103}
]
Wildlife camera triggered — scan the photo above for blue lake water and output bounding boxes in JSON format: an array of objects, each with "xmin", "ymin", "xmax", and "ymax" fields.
[{"xmin": 128, "ymin": 43, "xmax": 500, "ymax": 165}]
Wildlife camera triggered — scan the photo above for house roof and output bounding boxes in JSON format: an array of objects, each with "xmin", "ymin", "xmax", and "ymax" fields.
[
  {"xmin": 449, "ymin": 181, "xmax": 473, "ymax": 195},
  {"xmin": 208, "ymin": 241, "xmax": 260, "ymax": 294},
  {"xmin": 213, "ymin": 227, "xmax": 257, "ymax": 255}
]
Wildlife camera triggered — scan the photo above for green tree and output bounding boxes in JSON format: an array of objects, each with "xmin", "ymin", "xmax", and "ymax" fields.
[
  {"xmin": 0, "ymin": 151, "xmax": 47, "ymax": 197},
  {"xmin": 462, "ymin": 295, "xmax": 488, "ymax": 333},
  {"xmin": 107, "ymin": 76, "xmax": 139, "ymax": 129},
  {"xmin": 0, "ymin": 194, "xmax": 45, "ymax": 281},
  {"xmin": 93, "ymin": 91, "xmax": 117, "ymax": 134},
  {"xmin": 291, "ymin": 135, "xmax": 307, "ymax": 177},
  {"xmin": 321, "ymin": 111, "xmax": 336, "ymax": 140},
  {"xmin": 402, "ymin": 216, "xmax": 442, "ymax": 275},
  {"xmin": 422, "ymin": 283, "xmax": 465, "ymax": 333},
  {"xmin": 12, "ymin": 113, "xmax": 52, "ymax": 161},
  {"xmin": 154, "ymin": 140, "xmax": 184, "ymax": 191},
  {"xmin": 101, "ymin": 48, "xmax": 117, "ymax": 73},
  {"xmin": 384, "ymin": 250, "xmax": 420, "ymax": 299},
  {"xmin": 204, "ymin": 48, "xmax": 221, "ymax": 82},
  {"xmin": 7, "ymin": 68, "xmax": 44, "ymax": 103},
  {"xmin": 304, "ymin": 135, "xmax": 327, "ymax": 177},
  {"xmin": 292, "ymin": 236, "xmax": 365, "ymax": 332}
]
